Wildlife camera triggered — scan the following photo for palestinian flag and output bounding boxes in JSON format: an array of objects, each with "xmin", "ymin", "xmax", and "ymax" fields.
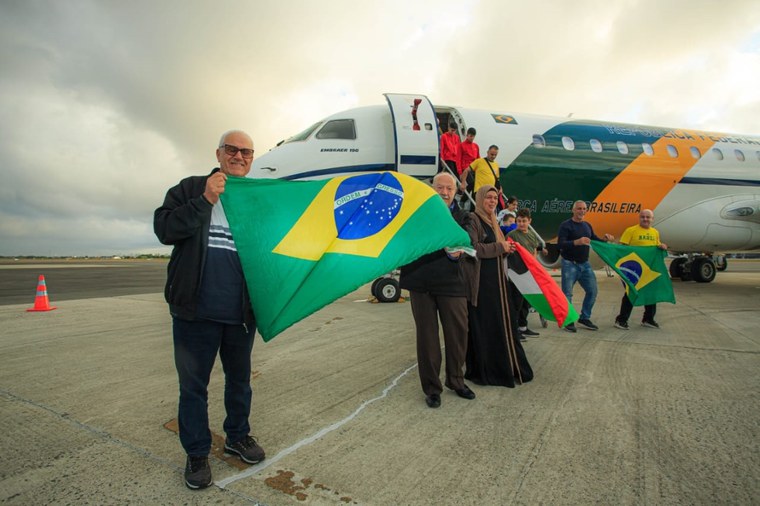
[{"xmin": 504, "ymin": 240, "xmax": 578, "ymax": 328}]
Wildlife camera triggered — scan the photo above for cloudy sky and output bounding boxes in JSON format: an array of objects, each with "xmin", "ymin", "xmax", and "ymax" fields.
[{"xmin": 1, "ymin": 0, "xmax": 758, "ymax": 256}]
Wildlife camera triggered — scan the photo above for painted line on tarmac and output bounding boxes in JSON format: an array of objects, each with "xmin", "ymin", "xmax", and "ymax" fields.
[{"xmin": 217, "ymin": 362, "xmax": 418, "ymax": 489}]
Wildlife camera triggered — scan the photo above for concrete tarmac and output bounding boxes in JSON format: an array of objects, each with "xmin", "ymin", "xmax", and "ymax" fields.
[{"xmin": 0, "ymin": 260, "xmax": 758, "ymax": 505}]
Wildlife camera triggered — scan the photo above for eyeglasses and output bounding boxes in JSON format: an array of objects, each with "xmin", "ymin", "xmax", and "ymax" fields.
[{"xmin": 220, "ymin": 144, "xmax": 254, "ymax": 159}]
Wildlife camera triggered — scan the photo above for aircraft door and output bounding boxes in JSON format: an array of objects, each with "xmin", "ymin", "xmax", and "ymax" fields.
[{"xmin": 384, "ymin": 93, "xmax": 438, "ymax": 177}]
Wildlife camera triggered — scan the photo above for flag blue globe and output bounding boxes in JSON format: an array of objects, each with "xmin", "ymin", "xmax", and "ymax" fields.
[
  {"xmin": 334, "ymin": 174, "xmax": 404, "ymax": 240},
  {"xmin": 619, "ymin": 259, "xmax": 642, "ymax": 286}
]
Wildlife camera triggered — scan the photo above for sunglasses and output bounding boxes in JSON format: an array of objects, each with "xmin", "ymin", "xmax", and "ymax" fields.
[{"xmin": 221, "ymin": 144, "xmax": 254, "ymax": 159}]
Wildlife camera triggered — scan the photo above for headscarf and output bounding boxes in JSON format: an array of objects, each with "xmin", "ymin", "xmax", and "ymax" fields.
[{"xmin": 474, "ymin": 185, "xmax": 505, "ymax": 243}]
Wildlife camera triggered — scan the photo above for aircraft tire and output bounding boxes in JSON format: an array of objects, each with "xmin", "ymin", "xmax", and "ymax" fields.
[
  {"xmin": 715, "ymin": 255, "xmax": 728, "ymax": 271},
  {"xmin": 669, "ymin": 258, "xmax": 687, "ymax": 279},
  {"xmin": 691, "ymin": 257, "xmax": 716, "ymax": 283},
  {"xmin": 375, "ymin": 278, "xmax": 401, "ymax": 303},
  {"xmin": 370, "ymin": 278, "xmax": 382, "ymax": 297}
]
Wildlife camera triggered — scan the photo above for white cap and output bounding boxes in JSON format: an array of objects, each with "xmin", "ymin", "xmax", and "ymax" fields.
[{"xmin": 497, "ymin": 209, "xmax": 516, "ymax": 223}]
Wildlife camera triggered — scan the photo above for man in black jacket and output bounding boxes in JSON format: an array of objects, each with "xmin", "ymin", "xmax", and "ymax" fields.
[
  {"xmin": 400, "ymin": 172, "xmax": 476, "ymax": 408},
  {"xmin": 154, "ymin": 130, "xmax": 265, "ymax": 490}
]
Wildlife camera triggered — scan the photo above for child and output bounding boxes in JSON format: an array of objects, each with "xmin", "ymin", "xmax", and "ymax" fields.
[
  {"xmin": 499, "ymin": 210, "xmax": 517, "ymax": 235},
  {"xmin": 507, "ymin": 208, "xmax": 542, "ymax": 337}
]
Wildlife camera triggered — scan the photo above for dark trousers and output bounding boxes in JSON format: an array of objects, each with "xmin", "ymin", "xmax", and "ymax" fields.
[
  {"xmin": 409, "ymin": 291, "xmax": 468, "ymax": 395},
  {"xmin": 509, "ymin": 281, "xmax": 530, "ymax": 328},
  {"xmin": 439, "ymin": 159, "xmax": 458, "ymax": 174},
  {"xmin": 173, "ymin": 317, "xmax": 255, "ymax": 456},
  {"xmin": 616, "ymin": 294, "xmax": 656, "ymax": 323}
]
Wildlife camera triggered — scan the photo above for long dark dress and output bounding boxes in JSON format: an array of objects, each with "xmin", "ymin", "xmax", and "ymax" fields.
[{"xmin": 465, "ymin": 218, "xmax": 534, "ymax": 387}]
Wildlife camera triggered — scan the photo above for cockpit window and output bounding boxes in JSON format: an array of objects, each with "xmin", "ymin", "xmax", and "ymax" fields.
[
  {"xmin": 316, "ymin": 119, "xmax": 356, "ymax": 140},
  {"xmin": 284, "ymin": 121, "xmax": 322, "ymax": 143}
]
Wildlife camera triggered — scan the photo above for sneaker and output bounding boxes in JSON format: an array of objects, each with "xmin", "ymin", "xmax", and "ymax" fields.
[
  {"xmin": 641, "ymin": 320, "xmax": 660, "ymax": 329},
  {"xmin": 614, "ymin": 320, "xmax": 629, "ymax": 330},
  {"xmin": 184, "ymin": 455, "xmax": 212, "ymax": 490},
  {"xmin": 224, "ymin": 435, "xmax": 266, "ymax": 464},
  {"xmin": 577, "ymin": 318, "xmax": 599, "ymax": 331},
  {"xmin": 521, "ymin": 328, "xmax": 540, "ymax": 337},
  {"xmin": 518, "ymin": 332, "xmax": 528, "ymax": 342},
  {"xmin": 564, "ymin": 323, "xmax": 577, "ymax": 333}
]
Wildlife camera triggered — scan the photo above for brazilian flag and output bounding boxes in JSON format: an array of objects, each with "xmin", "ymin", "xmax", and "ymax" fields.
[
  {"xmin": 221, "ymin": 172, "xmax": 471, "ymax": 341},
  {"xmin": 591, "ymin": 241, "xmax": 676, "ymax": 306}
]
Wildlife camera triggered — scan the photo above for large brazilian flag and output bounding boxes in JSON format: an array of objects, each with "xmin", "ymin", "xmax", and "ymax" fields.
[
  {"xmin": 221, "ymin": 172, "xmax": 471, "ymax": 341},
  {"xmin": 590, "ymin": 241, "xmax": 676, "ymax": 306}
]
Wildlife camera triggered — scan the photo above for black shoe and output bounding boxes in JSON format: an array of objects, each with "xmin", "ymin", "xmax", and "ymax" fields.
[
  {"xmin": 564, "ymin": 323, "xmax": 577, "ymax": 333},
  {"xmin": 641, "ymin": 320, "xmax": 660, "ymax": 329},
  {"xmin": 521, "ymin": 328, "xmax": 540, "ymax": 337},
  {"xmin": 224, "ymin": 435, "xmax": 266, "ymax": 464},
  {"xmin": 518, "ymin": 332, "xmax": 528, "ymax": 341},
  {"xmin": 454, "ymin": 385, "xmax": 476, "ymax": 400},
  {"xmin": 614, "ymin": 320, "xmax": 629, "ymax": 330},
  {"xmin": 425, "ymin": 393, "xmax": 441, "ymax": 408},
  {"xmin": 577, "ymin": 318, "xmax": 599, "ymax": 331},
  {"xmin": 184, "ymin": 455, "xmax": 212, "ymax": 490}
]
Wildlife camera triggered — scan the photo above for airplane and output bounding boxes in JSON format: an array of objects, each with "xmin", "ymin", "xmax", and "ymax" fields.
[{"xmin": 251, "ymin": 93, "xmax": 760, "ymax": 291}]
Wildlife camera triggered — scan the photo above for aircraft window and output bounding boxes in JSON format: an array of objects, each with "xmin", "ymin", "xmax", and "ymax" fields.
[
  {"xmin": 690, "ymin": 146, "xmax": 701, "ymax": 159},
  {"xmin": 642, "ymin": 143, "xmax": 654, "ymax": 156},
  {"xmin": 616, "ymin": 141, "xmax": 629, "ymax": 155},
  {"xmin": 589, "ymin": 139, "xmax": 602, "ymax": 153},
  {"xmin": 712, "ymin": 148, "xmax": 724, "ymax": 160},
  {"xmin": 667, "ymin": 145, "xmax": 678, "ymax": 158},
  {"xmin": 532, "ymin": 134, "xmax": 546, "ymax": 148},
  {"xmin": 561, "ymin": 136, "xmax": 575, "ymax": 151},
  {"xmin": 735, "ymin": 149, "xmax": 745, "ymax": 162},
  {"xmin": 316, "ymin": 119, "xmax": 356, "ymax": 140},
  {"xmin": 285, "ymin": 121, "xmax": 323, "ymax": 143},
  {"xmin": 757, "ymin": 151, "xmax": 760, "ymax": 161}
]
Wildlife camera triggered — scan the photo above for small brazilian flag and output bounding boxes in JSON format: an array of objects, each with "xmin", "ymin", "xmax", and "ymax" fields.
[
  {"xmin": 221, "ymin": 172, "xmax": 472, "ymax": 341},
  {"xmin": 590, "ymin": 241, "xmax": 676, "ymax": 306}
]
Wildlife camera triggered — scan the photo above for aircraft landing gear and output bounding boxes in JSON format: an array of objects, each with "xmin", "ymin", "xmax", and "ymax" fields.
[
  {"xmin": 669, "ymin": 255, "xmax": 717, "ymax": 283},
  {"xmin": 669, "ymin": 257, "xmax": 689, "ymax": 281},
  {"xmin": 371, "ymin": 271, "xmax": 401, "ymax": 302},
  {"xmin": 714, "ymin": 255, "xmax": 728, "ymax": 272},
  {"xmin": 691, "ymin": 257, "xmax": 716, "ymax": 283}
]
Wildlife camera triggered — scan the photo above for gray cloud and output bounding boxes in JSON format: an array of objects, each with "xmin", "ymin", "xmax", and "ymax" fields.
[{"xmin": 1, "ymin": 0, "xmax": 758, "ymax": 255}]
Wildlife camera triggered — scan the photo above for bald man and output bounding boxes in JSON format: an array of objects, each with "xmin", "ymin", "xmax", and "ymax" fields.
[
  {"xmin": 557, "ymin": 200, "xmax": 614, "ymax": 332},
  {"xmin": 614, "ymin": 209, "xmax": 668, "ymax": 330},
  {"xmin": 154, "ymin": 130, "xmax": 265, "ymax": 489}
]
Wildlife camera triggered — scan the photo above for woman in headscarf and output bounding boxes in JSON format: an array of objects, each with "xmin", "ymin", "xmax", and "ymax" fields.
[{"xmin": 464, "ymin": 185, "xmax": 533, "ymax": 387}]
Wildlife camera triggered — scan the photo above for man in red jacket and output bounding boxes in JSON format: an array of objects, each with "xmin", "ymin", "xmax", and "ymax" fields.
[
  {"xmin": 459, "ymin": 127, "xmax": 480, "ymax": 177},
  {"xmin": 439, "ymin": 122, "xmax": 461, "ymax": 174}
]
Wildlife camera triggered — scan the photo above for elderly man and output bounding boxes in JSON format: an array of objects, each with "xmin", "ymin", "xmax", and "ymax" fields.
[
  {"xmin": 557, "ymin": 200, "xmax": 614, "ymax": 332},
  {"xmin": 154, "ymin": 130, "xmax": 265, "ymax": 489},
  {"xmin": 400, "ymin": 172, "xmax": 476, "ymax": 408},
  {"xmin": 614, "ymin": 209, "xmax": 668, "ymax": 330}
]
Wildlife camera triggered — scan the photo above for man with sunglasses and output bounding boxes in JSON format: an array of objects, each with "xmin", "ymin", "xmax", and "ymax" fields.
[{"xmin": 154, "ymin": 130, "xmax": 264, "ymax": 490}]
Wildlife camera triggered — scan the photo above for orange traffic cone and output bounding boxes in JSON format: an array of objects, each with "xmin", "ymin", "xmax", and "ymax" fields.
[{"xmin": 27, "ymin": 275, "xmax": 57, "ymax": 312}]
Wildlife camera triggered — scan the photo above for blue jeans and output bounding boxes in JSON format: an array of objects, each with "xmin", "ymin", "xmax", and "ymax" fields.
[
  {"xmin": 561, "ymin": 259, "xmax": 598, "ymax": 320},
  {"xmin": 173, "ymin": 317, "xmax": 255, "ymax": 456}
]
